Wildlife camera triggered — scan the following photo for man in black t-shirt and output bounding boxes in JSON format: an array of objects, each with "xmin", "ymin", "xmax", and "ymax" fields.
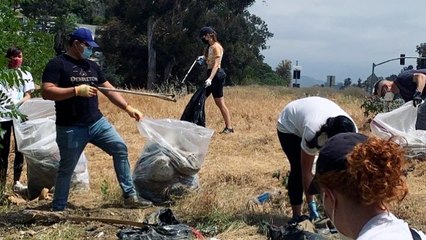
[
  {"xmin": 374, "ymin": 69, "xmax": 426, "ymax": 130},
  {"xmin": 41, "ymin": 28, "xmax": 151, "ymax": 211}
]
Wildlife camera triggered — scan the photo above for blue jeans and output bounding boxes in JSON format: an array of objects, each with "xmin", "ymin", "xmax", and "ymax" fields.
[{"xmin": 52, "ymin": 117, "xmax": 136, "ymax": 211}]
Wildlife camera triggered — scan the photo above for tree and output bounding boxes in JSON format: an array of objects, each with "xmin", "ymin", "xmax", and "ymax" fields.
[
  {"xmin": 357, "ymin": 78, "xmax": 362, "ymax": 88},
  {"xmin": 416, "ymin": 43, "xmax": 426, "ymax": 69},
  {"xmin": 386, "ymin": 74, "xmax": 398, "ymax": 81},
  {"xmin": 20, "ymin": 0, "xmax": 96, "ymax": 29},
  {"xmin": 275, "ymin": 60, "xmax": 292, "ymax": 86},
  {"xmin": 343, "ymin": 78, "xmax": 351, "ymax": 88},
  {"xmin": 100, "ymin": 0, "xmax": 274, "ymax": 89},
  {"xmin": 0, "ymin": 2, "xmax": 54, "ymax": 83},
  {"xmin": 0, "ymin": 3, "xmax": 54, "ymax": 137}
]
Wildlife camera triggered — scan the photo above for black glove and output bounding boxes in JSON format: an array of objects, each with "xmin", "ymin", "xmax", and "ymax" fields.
[{"xmin": 413, "ymin": 90, "xmax": 423, "ymax": 107}]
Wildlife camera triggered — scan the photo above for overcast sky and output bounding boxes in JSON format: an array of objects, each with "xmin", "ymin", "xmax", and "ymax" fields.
[{"xmin": 248, "ymin": 0, "xmax": 426, "ymax": 83}]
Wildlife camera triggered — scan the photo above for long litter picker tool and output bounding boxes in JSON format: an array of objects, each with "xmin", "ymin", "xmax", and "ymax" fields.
[
  {"xmin": 181, "ymin": 58, "xmax": 198, "ymax": 84},
  {"xmin": 96, "ymin": 86, "xmax": 176, "ymax": 102}
]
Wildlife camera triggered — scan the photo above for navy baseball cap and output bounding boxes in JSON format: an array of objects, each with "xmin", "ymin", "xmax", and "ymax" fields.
[
  {"xmin": 308, "ymin": 132, "xmax": 368, "ymax": 195},
  {"xmin": 199, "ymin": 26, "xmax": 215, "ymax": 38},
  {"xmin": 70, "ymin": 28, "xmax": 99, "ymax": 48}
]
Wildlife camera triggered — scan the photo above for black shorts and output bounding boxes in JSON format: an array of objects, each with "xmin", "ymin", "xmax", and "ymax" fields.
[{"xmin": 205, "ymin": 69, "xmax": 226, "ymax": 98}]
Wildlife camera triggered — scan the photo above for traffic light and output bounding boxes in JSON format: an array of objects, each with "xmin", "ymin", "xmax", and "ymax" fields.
[{"xmin": 400, "ymin": 54, "xmax": 405, "ymax": 65}]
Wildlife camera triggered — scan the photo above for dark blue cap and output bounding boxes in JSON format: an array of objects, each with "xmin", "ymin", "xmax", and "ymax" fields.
[
  {"xmin": 70, "ymin": 28, "xmax": 99, "ymax": 48},
  {"xmin": 308, "ymin": 132, "xmax": 368, "ymax": 195},
  {"xmin": 199, "ymin": 26, "xmax": 215, "ymax": 38}
]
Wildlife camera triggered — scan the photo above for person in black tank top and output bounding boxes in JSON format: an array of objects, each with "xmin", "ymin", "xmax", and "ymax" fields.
[{"xmin": 199, "ymin": 26, "xmax": 234, "ymax": 134}]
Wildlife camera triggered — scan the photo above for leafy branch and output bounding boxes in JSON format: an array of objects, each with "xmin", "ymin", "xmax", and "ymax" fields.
[{"xmin": 360, "ymin": 95, "xmax": 405, "ymax": 119}]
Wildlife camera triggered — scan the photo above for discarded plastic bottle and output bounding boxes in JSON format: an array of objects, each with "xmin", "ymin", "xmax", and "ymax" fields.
[
  {"xmin": 255, "ymin": 189, "xmax": 282, "ymax": 204},
  {"xmin": 256, "ymin": 192, "xmax": 271, "ymax": 203}
]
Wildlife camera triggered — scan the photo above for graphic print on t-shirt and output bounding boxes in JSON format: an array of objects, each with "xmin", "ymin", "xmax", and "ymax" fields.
[{"xmin": 70, "ymin": 65, "xmax": 98, "ymax": 85}]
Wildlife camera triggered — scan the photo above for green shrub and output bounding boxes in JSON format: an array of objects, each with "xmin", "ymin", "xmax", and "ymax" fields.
[{"xmin": 360, "ymin": 96, "xmax": 405, "ymax": 118}]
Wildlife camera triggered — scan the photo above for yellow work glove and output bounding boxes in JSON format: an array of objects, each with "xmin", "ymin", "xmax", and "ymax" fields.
[
  {"xmin": 74, "ymin": 84, "xmax": 97, "ymax": 97},
  {"xmin": 125, "ymin": 105, "xmax": 143, "ymax": 121}
]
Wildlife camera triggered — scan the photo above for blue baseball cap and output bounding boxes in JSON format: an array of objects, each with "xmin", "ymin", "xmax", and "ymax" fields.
[{"xmin": 70, "ymin": 28, "xmax": 99, "ymax": 48}]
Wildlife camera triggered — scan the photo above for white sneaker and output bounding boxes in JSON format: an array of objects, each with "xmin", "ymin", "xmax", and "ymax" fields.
[{"xmin": 13, "ymin": 181, "xmax": 28, "ymax": 193}]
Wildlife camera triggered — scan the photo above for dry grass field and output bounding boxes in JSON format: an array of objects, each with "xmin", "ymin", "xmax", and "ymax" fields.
[{"xmin": 1, "ymin": 85, "xmax": 425, "ymax": 239}]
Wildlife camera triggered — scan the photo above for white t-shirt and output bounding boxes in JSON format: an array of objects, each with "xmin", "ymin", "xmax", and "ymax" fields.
[
  {"xmin": 357, "ymin": 212, "xmax": 426, "ymax": 240},
  {"xmin": 277, "ymin": 96, "xmax": 357, "ymax": 155},
  {"xmin": 0, "ymin": 69, "xmax": 35, "ymax": 122}
]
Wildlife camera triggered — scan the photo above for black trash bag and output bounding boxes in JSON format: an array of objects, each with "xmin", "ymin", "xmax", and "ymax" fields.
[
  {"xmin": 180, "ymin": 87, "xmax": 206, "ymax": 127},
  {"xmin": 117, "ymin": 208, "xmax": 194, "ymax": 240},
  {"xmin": 145, "ymin": 208, "xmax": 180, "ymax": 226},
  {"xmin": 268, "ymin": 223, "xmax": 328, "ymax": 240},
  {"xmin": 117, "ymin": 224, "xmax": 193, "ymax": 240}
]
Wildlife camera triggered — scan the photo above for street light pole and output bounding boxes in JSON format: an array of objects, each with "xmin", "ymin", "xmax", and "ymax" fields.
[{"xmin": 370, "ymin": 62, "xmax": 376, "ymax": 93}]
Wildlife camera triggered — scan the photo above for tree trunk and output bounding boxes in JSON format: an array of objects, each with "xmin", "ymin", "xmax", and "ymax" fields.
[
  {"xmin": 163, "ymin": 57, "xmax": 176, "ymax": 83},
  {"xmin": 147, "ymin": 16, "xmax": 159, "ymax": 90}
]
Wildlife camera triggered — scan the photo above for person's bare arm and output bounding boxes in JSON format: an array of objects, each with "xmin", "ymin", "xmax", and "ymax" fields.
[
  {"xmin": 300, "ymin": 150, "xmax": 316, "ymax": 202},
  {"xmin": 21, "ymin": 91, "xmax": 32, "ymax": 102},
  {"xmin": 41, "ymin": 82, "xmax": 77, "ymax": 101},
  {"xmin": 99, "ymin": 81, "xmax": 143, "ymax": 121},
  {"xmin": 413, "ymin": 73, "xmax": 426, "ymax": 92}
]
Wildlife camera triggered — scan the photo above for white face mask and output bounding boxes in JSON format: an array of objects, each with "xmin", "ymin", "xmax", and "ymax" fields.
[
  {"xmin": 383, "ymin": 91, "xmax": 394, "ymax": 101},
  {"xmin": 317, "ymin": 132, "xmax": 328, "ymax": 148},
  {"xmin": 323, "ymin": 191, "xmax": 354, "ymax": 240}
]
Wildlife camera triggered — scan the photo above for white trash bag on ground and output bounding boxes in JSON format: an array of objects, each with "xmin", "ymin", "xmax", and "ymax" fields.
[
  {"xmin": 133, "ymin": 118, "xmax": 214, "ymax": 203},
  {"xmin": 370, "ymin": 101, "xmax": 426, "ymax": 158},
  {"xmin": 13, "ymin": 98, "xmax": 90, "ymax": 199}
]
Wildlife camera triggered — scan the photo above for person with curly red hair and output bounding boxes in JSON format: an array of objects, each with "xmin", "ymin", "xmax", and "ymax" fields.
[{"xmin": 309, "ymin": 133, "xmax": 425, "ymax": 239}]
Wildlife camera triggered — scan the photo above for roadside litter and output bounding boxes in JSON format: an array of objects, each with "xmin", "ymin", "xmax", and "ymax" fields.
[
  {"xmin": 246, "ymin": 188, "xmax": 284, "ymax": 211},
  {"xmin": 267, "ymin": 218, "xmax": 330, "ymax": 240},
  {"xmin": 117, "ymin": 208, "xmax": 204, "ymax": 239},
  {"xmin": 133, "ymin": 118, "xmax": 214, "ymax": 203},
  {"xmin": 13, "ymin": 98, "xmax": 90, "ymax": 200}
]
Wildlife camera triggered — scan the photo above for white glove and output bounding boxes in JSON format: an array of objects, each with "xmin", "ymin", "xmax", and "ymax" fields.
[
  {"xmin": 205, "ymin": 78, "xmax": 212, "ymax": 87},
  {"xmin": 197, "ymin": 55, "xmax": 206, "ymax": 65}
]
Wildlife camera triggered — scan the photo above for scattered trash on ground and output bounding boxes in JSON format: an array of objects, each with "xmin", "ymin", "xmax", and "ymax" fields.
[{"xmin": 117, "ymin": 208, "xmax": 205, "ymax": 240}]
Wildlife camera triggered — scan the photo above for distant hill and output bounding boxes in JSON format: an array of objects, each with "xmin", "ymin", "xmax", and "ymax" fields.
[{"xmin": 296, "ymin": 75, "xmax": 325, "ymax": 87}]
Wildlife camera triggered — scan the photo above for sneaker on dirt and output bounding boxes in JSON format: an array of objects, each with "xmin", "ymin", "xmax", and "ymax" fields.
[
  {"xmin": 220, "ymin": 127, "xmax": 234, "ymax": 134},
  {"xmin": 13, "ymin": 181, "xmax": 28, "ymax": 193},
  {"xmin": 123, "ymin": 195, "xmax": 153, "ymax": 208}
]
